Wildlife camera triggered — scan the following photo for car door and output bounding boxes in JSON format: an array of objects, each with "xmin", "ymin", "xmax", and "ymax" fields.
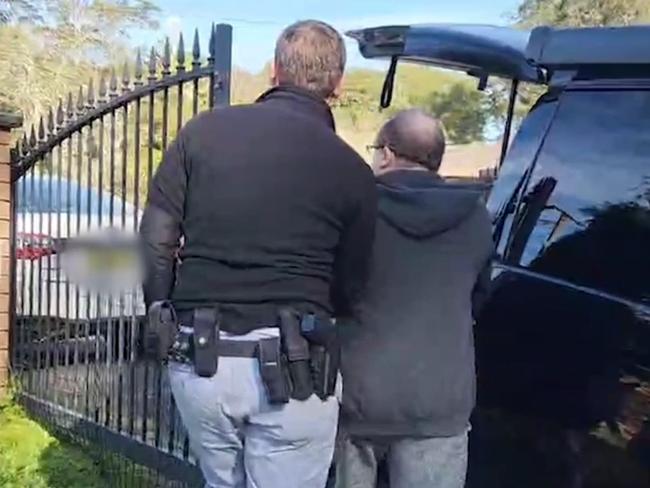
[{"xmin": 473, "ymin": 83, "xmax": 650, "ymax": 488}]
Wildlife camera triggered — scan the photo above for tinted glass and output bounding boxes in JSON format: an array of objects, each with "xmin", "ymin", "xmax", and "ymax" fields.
[
  {"xmin": 507, "ymin": 88, "xmax": 650, "ymax": 302},
  {"xmin": 17, "ymin": 176, "xmax": 133, "ymax": 216},
  {"xmin": 488, "ymin": 98, "xmax": 557, "ymax": 256}
]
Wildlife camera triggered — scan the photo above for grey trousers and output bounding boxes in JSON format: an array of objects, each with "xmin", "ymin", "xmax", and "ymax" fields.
[
  {"xmin": 335, "ymin": 429, "xmax": 468, "ymax": 488},
  {"xmin": 168, "ymin": 328, "xmax": 339, "ymax": 488}
]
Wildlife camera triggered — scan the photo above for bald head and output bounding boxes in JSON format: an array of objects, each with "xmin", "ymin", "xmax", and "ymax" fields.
[{"xmin": 376, "ymin": 109, "xmax": 446, "ymax": 172}]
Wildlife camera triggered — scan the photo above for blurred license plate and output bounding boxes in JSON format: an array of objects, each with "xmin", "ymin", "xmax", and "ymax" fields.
[{"xmin": 87, "ymin": 248, "xmax": 135, "ymax": 271}]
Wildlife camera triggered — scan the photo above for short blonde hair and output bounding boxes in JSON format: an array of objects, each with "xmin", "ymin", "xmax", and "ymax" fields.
[{"xmin": 275, "ymin": 20, "xmax": 346, "ymax": 99}]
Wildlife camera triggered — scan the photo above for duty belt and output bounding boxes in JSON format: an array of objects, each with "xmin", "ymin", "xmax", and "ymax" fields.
[
  {"xmin": 145, "ymin": 301, "xmax": 339, "ymax": 404},
  {"xmin": 168, "ymin": 325, "xmax": 267, "ymax": 364}
]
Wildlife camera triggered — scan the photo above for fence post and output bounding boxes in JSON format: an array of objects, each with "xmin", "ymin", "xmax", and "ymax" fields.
[
  {"xmin": 213, "ymin": 23, "xmax": 233, "ymax": 107},
  {"xmin": 0, "ymin": 112, "xmax": 21, "ymax": 397}
]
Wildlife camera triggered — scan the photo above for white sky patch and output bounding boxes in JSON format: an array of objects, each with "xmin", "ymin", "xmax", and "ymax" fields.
[
  {"xmin": 134, "ymin": 7, "xmax": 518, "ymax": 72},
  {"xmin": 164, "ymin": 15, "xmax": 183, "ymax": 40}
]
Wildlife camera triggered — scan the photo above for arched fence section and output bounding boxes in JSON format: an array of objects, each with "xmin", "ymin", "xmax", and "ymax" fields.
[{"xmin": 9, "ymin": 23, "xmax": 233, "ymax": 487}]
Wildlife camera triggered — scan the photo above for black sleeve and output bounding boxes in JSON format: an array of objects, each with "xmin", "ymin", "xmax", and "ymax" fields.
[
  {"xmin": 331, "ymin": 166, "xmax": 377, "ymax": 318},
  {"xmin": 471, "ymin": 204, "xmax": 495, "ymax": 321},
  {"xmin": 472, "ymin": 258, "xmax": 493, "ymax": 321},
  {"xmin": 140, "ymin": 134, "xmax": 188, "ymax": 308},
  {"xmin": 147, "ymin": 134, "xmax": 188, "ymax": 222}
]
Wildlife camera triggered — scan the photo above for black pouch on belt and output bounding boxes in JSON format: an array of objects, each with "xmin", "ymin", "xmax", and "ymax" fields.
[
  {"xmin": 192, "ymin": 307, "xmax": 220, "ymax": 377},
  {"xmin": 278, "ymin": 308, "xmax": 313, "ymax": 401},
  {"xmin": 258, "ymin": 338, "xmax": 290, "ymax": 404}
]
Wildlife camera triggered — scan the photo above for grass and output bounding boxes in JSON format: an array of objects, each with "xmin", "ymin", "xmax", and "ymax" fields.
[
  {"xmin": 0, "ymin": 392, "xmax": 185, "ymax": 488},
  {"xmin": 0, "ymin": 396, "xmax": 108, "ymax": 488}
]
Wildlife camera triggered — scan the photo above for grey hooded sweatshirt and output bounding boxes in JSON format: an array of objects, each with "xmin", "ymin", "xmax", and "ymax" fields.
[{"xmin": 340, "ymin": 169, "xmax": 493, "ymax": 438}]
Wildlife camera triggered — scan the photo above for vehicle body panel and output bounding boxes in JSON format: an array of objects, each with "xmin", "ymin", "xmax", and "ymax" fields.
[
  {"xmin": 347, "ymin": 24, "xmax": 542, "ymax": 83},
  {"xmin": 473, "ymin": 85, "xmax": 650, "ymax": 487}
]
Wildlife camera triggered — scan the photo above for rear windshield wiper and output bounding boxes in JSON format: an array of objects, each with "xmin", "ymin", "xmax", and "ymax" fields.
[
  {"xmin": 492, "ymin": 167, "xmax": 530, "ymax": 245},
  {"xmin": 505, "ymin": 176, "xmax": 558, "ymax": 264}
]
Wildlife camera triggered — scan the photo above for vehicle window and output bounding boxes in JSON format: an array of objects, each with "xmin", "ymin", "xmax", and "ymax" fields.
[
  {"xmin": 487, "ymin": 97, "xmax": 558, "ymax": 256},
  {"xmin": 504, "ymin": 88, "xmax": 650, "ymax": 302},
  {"xmin": 16, "ymin": 176, "xmax": 132, "ymax": 216}
]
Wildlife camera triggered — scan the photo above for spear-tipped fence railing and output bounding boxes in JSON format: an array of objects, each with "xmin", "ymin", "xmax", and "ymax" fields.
[{"xmin": 9, "ymin": 23, "xmax": 233, "ymax": 488}]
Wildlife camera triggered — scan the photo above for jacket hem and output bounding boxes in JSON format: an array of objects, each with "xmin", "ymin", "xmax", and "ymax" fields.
[{"xmin": 341, "ymin": 414, "xmax": 471, "ymax": 439}]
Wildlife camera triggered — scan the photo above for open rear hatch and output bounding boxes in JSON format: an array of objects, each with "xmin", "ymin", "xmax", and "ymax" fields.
[
  {"xmin": 347, "ymin": 24, "xmax": 543, "ymax": 83},
  {"xmin": 347, "ymin": 23, "xmax": 650, "ymax": 103},
  {"xmin": 347, "ymin": 24, "xmax": 650, "ymax": 167},
  {"xmin": 347, "ymin": 24, "xmax": 544, "ymax": 105},
  {"xmin": 346, "ymin": 24, "xmax": 545, "ymax": 167}
]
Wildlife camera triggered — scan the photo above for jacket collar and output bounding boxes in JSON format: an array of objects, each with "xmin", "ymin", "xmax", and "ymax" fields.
[
  {"xmin": 256, "ymin": 85, "xmax": 336, "ymax": 131},
  {"xmin": 377, "ymin": 169, "xmax": 443, "ymax": 189}
]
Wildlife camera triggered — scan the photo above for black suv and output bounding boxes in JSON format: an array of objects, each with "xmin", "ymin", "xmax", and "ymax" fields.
[{"xmin": 350, "ymin": 25, "xmax": 650, "ymax": 488}]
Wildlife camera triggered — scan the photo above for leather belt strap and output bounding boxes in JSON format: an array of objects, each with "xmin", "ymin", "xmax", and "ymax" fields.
[
  {"xmin": 177, "ymin": 324, "xmax": 268, "ymax": 359},
  {"xmin": 219, "ymin": 339, "xmax": 260, "ymax": 358}
]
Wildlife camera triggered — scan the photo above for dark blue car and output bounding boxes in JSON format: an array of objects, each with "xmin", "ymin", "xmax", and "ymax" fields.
[{"xmin": 350, "ymin": 24, "xmax": 650, "ymax": 488}]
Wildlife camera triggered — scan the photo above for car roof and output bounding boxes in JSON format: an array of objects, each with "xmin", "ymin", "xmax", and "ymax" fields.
[
  {"xmin": 17, "ymin": 174, "xmax": 134, "ymax": 213},
  {"xmin": 528, "ymin": 25, "xmax": 650, "ymax": 70},
  {"xmin": 348, "ymin": 24, "xmax": 650, "ymax": 83},
  {"xmin": 347, "ymin": 24, "xmax": 543, "ymax": 83}
]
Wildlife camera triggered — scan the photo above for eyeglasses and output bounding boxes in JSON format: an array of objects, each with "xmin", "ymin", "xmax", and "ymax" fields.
[{"xmin": 366, "ymin": 143, "xmax": 432, "ymax": 167}]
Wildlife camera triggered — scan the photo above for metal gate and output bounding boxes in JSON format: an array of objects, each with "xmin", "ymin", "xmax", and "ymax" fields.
[{"xmin": 8, "ymin": 23, "xmax": 233, "ymax": 487}]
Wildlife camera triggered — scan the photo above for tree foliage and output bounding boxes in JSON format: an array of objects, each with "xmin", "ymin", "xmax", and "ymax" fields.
[
  {"xmin": 3, "ymin": 0, "xmax": 498, "ymax": 203},
  {"xmin": 515, "ymin": 0, "xmax": 650, "ymax": 27},
  {"xmin": 427, "ymin": 83, "xmax": 488, "ymax": 144},
  {"xmin": 500, "ymin": 0, "xmax": 650, "ymax": 137},
  {"xmin": 329, "ymin": 65, "xmax": 494, "ymax": 150},
  {"xmin": 0, "ymin": 1, "xmax": 158, "ymax": 122}
]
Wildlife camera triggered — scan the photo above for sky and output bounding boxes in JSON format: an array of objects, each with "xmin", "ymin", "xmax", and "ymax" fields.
[{"xmin": 135, "ymin": 0, "xmax": 521, "ymax": 73}]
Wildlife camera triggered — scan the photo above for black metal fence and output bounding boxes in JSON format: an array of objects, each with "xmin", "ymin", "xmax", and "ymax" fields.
[{"xmin": 9, "ymin": 23, "xmax": 233, "ymax": 487}]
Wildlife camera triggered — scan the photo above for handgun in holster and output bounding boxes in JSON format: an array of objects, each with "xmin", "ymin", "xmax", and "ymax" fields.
[
  {"xmin": 275, "ymin": 308, "xmax": 340, "ymax": 402},
  {"xmin": 309, "ymin": 345, "xmax": 339, "ymax": 400},
  {"xmin": 300, "ymin": 313, "xmax": 340, "ymax": 400},
  {"xmin": 145, "ymin": 300, "xmax": 178, "ymax": 361},
  {"xmin": 278, "ymin": 308, "xmax": 314, "ymax": 401}
]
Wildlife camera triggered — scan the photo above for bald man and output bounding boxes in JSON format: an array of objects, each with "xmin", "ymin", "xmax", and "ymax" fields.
[{"xmin": 337, "ymin": 110, "xmax": 493, "ymax": 488}]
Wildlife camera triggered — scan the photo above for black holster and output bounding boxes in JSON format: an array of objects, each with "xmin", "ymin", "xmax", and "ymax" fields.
[
  {"xmin": 301, "ymin": 314, "xmax": 340, "ymax": 401},
  {"xmin": 278, "ymin": 309, "xmax": 314, "ymax": 401},
  {"xmin": 145, "ymin": 301, "xmax": 177, "ymax": 361},
  {"xmin": 276, "ymin": 308, "xmax": 340, "ymax": 402},
  {"xmin": 309, "ymin": 345, "xmax": 339, "ymax": 401}
]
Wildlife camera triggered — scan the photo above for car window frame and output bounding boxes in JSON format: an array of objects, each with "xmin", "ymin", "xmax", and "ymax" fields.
[
  {"xmin": 489, "ymin": 91, "xmax": 563, "ymax": 260},
  {"xmin": 500, "ymin": 80, "xmax": 650, "ymax": 272}
]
